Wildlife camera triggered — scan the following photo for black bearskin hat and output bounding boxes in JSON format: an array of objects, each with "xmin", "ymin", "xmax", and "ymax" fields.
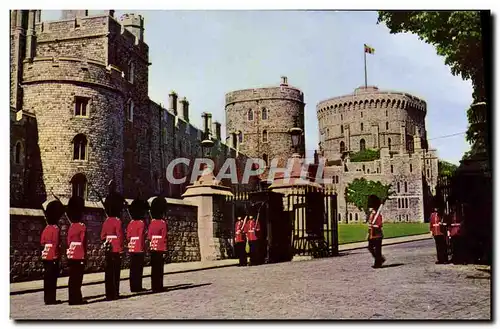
[
  {"xmin": 67, "ymin": 196, "xmax": 85, "ymax": 223},
  {"xmin": 367, "ymin": 194, "xmax": 381, "ymax": 210},
  {"xmin": 150, "ymin": 197, "xmax": 168, "ymax": 219},
  {"xmin": 45, "ymin": 200, "xmax": 65, "ymax": 225}
]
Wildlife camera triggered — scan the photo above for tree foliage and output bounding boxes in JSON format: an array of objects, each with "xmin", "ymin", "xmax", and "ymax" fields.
[
  {"xmin": 438, "ymin": 160, "xmax": 457, "ymax": 177},
  {"xmin": 377, "ymin": 11, "xmax": 486, "ymax": 158},
  {"xmin": 349, "ymin": 149, "xmax": 380, "ymax": 162},
  {"xmin": 345, "ymin": 178, "xmax": 395, "ymax": 215}
]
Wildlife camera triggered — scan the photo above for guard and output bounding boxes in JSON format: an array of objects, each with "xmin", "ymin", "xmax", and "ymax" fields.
[
  {"xmin": 449, "ymin": 205, "xmax": 465, "ymax": 265},
  {"xmin": 148, "ymin": 197, "xmax": 168, "ymax": 292},
  {"xmin": 66, "ymin": 195, "xmax": 88, "ymax": 305},
  {"xmin": 234, "ymin": 215, "xmax": 247, "ymax": 266},
  {"xmin": 430, "ymin": 207, "xmax": 448, "ymax": 264},
  {"xmin": 40, "ymin": 199, "xmax": 64, "ymax": 305},
  {"xmin": 101, "ymin": 190, "xmax": 125, "ymax": 301},
  {"xmin": 367, "ymin": 195, "xmax": 386, "ymax": 268},
  {"xmin": 245, "ymin": 215, "xmax": 261, "ymax": 265},
  {"xmin": 127, "ymin": 199, "xmax": 147, "ymax": 292}
]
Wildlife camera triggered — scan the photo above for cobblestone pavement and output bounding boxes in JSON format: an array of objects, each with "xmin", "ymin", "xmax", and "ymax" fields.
[{"xmin": 10, "ymin": 239, "xmax": 491, "ymax": 320}]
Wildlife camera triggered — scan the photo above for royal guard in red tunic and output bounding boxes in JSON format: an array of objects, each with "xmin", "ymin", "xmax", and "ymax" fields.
[
  {"xmin": 126, "ymin": 199, "xmax": 148, "ymax": 292},
  {"xmin": 367, "ymin": 195, "xmax": 386, "ymax": 268},
  {"xmin": 245, "ymin": 215, "xmax": 261, "ymax": 265},
  {"xmin": 66, "ymin": 196, "xmax": 88, "ymax": 305},
  {"xmin": 234, "ymin": 214, "xmax": 247, "ymax": 266},
  {"xmin": 148, "ymin": 197, "xmax": 168, "ymax": 292},
  {"xmin": 449, "ymin": 205, "xmax": 465, "ymax": 265},
  {"xmin": 40, "ymin": 199, "xmax": 65, "ymax": 305},
  {"xmin": 101, "ymin": 186, "xmax": 126, "ymax": 301},
  {"xmin": 430, "ymin": 207, "xmax": 448, "ymax": 264}
]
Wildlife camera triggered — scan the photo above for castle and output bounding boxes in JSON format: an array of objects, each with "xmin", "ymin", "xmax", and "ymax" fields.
[{"xmin": 10, "ymin": 10, "xmax": 438, "ymax": 222}]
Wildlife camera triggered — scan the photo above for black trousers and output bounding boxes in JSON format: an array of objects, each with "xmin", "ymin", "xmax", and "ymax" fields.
[
  {"xmin": 43, "ymin": 260, "xmax": 59, "ymax": 304},
  {"xmin": 104, "ymin": 253, "xmax": 121, "ymax": 300},
  {"xmin": 368, "ymin": 238, "xmax": 383, "ymax": 265},
  {"xmin": 450, "ymin": 236, "xmax": 464, "ymax": 264},
  {"xmin": 234, "ymin": 241, "xmax": 247, "ymax": 266},
  {"xmin": 129, "ymin": 253, "xmax": 145, "ymax": 292},
  {"xmin": 249, "ymin": 240, "xmax": 259, "ymax": 265},
  {"xmin": 434, "ymin": 235, "xmax": 448, "ymax": 263},
  {"xmin": 68, "ymin": 259, "xmax": 85, "ymax": 304},
  {"xmin": 150, "ymin": 251, "xmax": 164, "ymax": 292}
]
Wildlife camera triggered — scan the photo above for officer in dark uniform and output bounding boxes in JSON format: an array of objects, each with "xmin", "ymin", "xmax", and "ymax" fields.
[
  {"xmin": 40, "ymin": 199, "xmax": 65, "ymax": 305},
  {"xmin": 101, "ymin": 182, "xmax": 126, "ymax": 301},
  {"xmin": 148, "ymin": 197, "xmax": 168, "ymax": 292},
  {"xmin": 66, "ymin": 195, "xmax": 88, "ymax": 305},
  {"xmin": 127, "ymin": 198, "xmax": 148, "ymax": 292}
]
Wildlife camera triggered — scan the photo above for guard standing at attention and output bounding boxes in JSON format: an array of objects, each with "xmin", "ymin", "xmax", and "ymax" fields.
[
  {"xmin": 127, "ymin": 198, "xmax": 148, "ymax": 292},
  {"xmin": 101, "ymin": 182, "xmax": 126, "ymax": 301},
  {"xmin": 40, "ymin": 199, "xmax": 65, "ymax": 305},
  {"xmin": 367, "ymin": 195, "xmax": 386, "ymax": 268},
  {"xmin": 245, "ymin": 215, "xmax": 261, "ymax": 266},
  {"xmin": 234, "ymin": 214, "xmax": 248, "ymax": 266},
  {"xmin": 148, "ymin": 197, "xmax": 168, "ymax": 292},
  {"xmin": 66, "ymin": 195, "xmax": 88, "ymax": 305},
  {"xmin": 430, "ymin": 207, "xmax": 448, "ymax": 264},
  {"xmin": 449, "ymin": 204, "xmax": 465, "ymax": 265}
]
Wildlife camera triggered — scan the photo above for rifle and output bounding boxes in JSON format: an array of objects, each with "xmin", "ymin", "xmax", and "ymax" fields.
[
  {"xmin": 87, "ymin": 181, "xmax": 109, "ymax": 218},
  {"xmin": 49, "ymin": 188, "xmax": 71, "ymax": 224}
]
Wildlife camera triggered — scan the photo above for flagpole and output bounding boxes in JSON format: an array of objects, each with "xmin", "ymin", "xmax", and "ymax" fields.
[{"xmin": 364, "ymin": 47, "xmax": 367, "ymax": 88}]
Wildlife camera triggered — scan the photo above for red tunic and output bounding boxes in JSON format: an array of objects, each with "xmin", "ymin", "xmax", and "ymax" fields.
[
  {"xmin": 368, "ymin": 213, "xmax": 383, "ymax": 239},
  {"xmin": 245, "ymin": 218, "xmax": 260, "ymax": 241},
  {"xmin": 148, "ymin": 219, "xmax": 168, "ymax": 252},
  {"xmin": 234, "ymin": 219, "xmax": 245, "ymax": 243},
  {"xmin": 100, "ymin": 217, "xmax": 124, "ymax": 253},
  {"xmin": 449, "ymin": 214, "xmax": 462, "ymax": 237},
  {"xmin": 127, "ymin": 220, "xmax": 145, "ymax": 253},
  {"xmin": 67, "ymin": 222, "xmax": 86, "ymax": 260},
  {"xmin": 41, "ymin": 225, "xmax": 60, "ymax": 260},
  {"xmin": 429, "ymin": 212, "xmax": 443, "ymax": 236}
]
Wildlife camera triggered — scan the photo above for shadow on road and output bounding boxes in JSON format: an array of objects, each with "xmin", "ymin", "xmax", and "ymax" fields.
[
  {"xmin": 75, "ymin": 283, "xmax": 212, "ymax": 305},
  {"xmin": 380, "ymin": 263, "xmax": 405, "ymax": 269}
]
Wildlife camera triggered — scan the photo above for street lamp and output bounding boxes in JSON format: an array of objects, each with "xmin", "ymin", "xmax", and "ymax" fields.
[
  {"xmin": 201, "ymin": 112, "xmax": 215, "ymax": 158},
  {"xmin": 289, "ymin": 116, "xmax": 303, "ymax": 156}
]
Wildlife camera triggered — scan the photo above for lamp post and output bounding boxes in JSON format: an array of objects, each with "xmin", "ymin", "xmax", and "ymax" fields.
[
  {"xmin": 289, "ymin": 116, "xmax": 303, "ymax": 157},
  {"xmin": 200, "ymin": 112, "xmax": 215, "ymax": 180}
]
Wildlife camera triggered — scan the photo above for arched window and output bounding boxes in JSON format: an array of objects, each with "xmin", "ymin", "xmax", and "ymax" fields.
[
  {"xmin": 72, "ymin": 134, "xmax": 88, "ymax": 160},
  {"xmin": 360, "ymin": 112, "xmax": 363, "ymax": 118},
  {"xmin": 340, "ymin": 141, "xmax": 345, "ymax": 153},
  {"xmin": 410, "ymin": 164, "xmax": 413, "ymax": 172},
  {"xmin": 362, "ymin": 164, "xmax": 365, "ymax": 172},
  {"xmin": 360, "ymin": 139, "xmax": 366, "ymax": 151},
  {"xmin": 388, "ymin": 138, "xmax": 392, "ymax": 150},
  {"xmin": 126, "ymin": 99, "xmax": 134, "ymax": 122},
  {"xmin": 386, "ymin": 110, "xmax": 388, "ymax": 117},
  {"xmin": 238, "ymin": 131, "xmax": 243, "ymax": 143},
  {"xmin": 336, "ymin": 176, "xmax": 339, "ymax": 184},
  {"xmin": 390, "ymin": 165, "xmax": 393, "ymax": 173},
  {"xmin": 340, "ymin": 114, "xmax": 343, "ymax": 121},
  {"xmin": 262, "ymin": 108, "xmax": 268, "ymax": 120},
  {"xmin": 247, "ymin": 109, "xmax": 254, "ymax": 121},
  {"xmin": 127, "ymin": 60, "xmax": 134, "ymax": 83},
  {"xmin": 360, "ymin": 122, "xmax": 364, "ymax": 131},
  {"xmin": 405, "ymin": 198, "xmax": 409, "ymax": 208},
  {"xmin": 262, "ymin": 130, "xmax": 268, "ymax": 143},
  {"xmin": 70, "ymin": 173, "xmax": 87, "ymax": 199},
  {"xmin": 355, "ymin": 213, "xmax": 358, "ymax": 221},
  {"xmin": 349, "ymin": 213, "xmax": 352, "ymax": 221},
  {"xmin": 404, "ymin": 182, "xmax": 408, "ymax": 193},
  {"xmin": 398, "ymin": 198, "xmax": 401, "ymax": 208},
  {"xmin": 14, "ymin": 141, "xmax": 22, "ymax": 164},
  {"xmin": 263, "ymin": 154, "xmax": 268, "ymax": 166},
  {"xmin": 386, "ymin": 122, "xmax": 389, "ymax": 130},
  {"xmin": 397, "ymin": 182, "xmax": 400, "ymax": 193},
  {"xmin": 340, "ymin": 125, "xmax": 344, "ymax": 134}
]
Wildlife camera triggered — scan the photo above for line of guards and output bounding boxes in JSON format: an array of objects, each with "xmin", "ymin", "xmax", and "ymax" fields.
[
  {"xmin": 429, "ymin": 205, "xmax": 466, "ymax": 265},
  {"xmin": 39, "ymin": 189, "xmax": 169, "ymax": 306}
]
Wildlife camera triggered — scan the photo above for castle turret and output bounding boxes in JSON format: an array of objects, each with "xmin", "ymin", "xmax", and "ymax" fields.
[
  {"xmin": 120, "ymin": 13, "xmax": 144, "ymax": 43},
  {"xmin": 61, "ymin": 10, "xmax": 88, "ymax": 19}
]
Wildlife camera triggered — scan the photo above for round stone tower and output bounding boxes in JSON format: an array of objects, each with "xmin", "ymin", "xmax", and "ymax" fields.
[
  {"xmin": 316, "ymin": 86, "xmax": 427, "ymax": 161},
  {"xmin": 225, "ymin": 76, "xmax": 305, "ymax": 167}
]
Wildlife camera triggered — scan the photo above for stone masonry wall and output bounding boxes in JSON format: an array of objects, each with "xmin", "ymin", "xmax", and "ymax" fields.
[{"xmin": 10, "ymin": 200, "xmax": 200, "ymax": 283}]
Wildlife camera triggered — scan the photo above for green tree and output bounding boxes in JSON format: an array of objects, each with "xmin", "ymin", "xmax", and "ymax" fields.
[
  {"xmin": 377, "ymin": 11, "xmax": 487, "ymax": 159},
  {"xmin": 346, "ymin": 178, "xmax": 394, "ymax": 215},
  {"xmin": 438, "ymin": 160, "xmax": 458, "ymax": 177}
]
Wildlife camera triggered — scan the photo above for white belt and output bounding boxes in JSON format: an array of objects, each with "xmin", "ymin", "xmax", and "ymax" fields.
[
  {"xmin": 248, "ymin": 230, "xmax": 255, "ymax": 233},
  {"xmin": 152, "ymin": 235, "xmax": 162, "ymax": 239},
  {"xmin": 432, "ymin": 224, "xmax": 441, "ymax": 227},
  {"xmin": 130, "ymin": 237, "xmax": 139, "ymax": 241},
  {"xmin": 451, "ymin": 224, "xmax": 460, "ymax": 226},
  {"xmin": 70, "ymin": 242, "xmax": 82, "ymax": 246},
  {"xmin": 107, "ymin": 235, "xmax": 117, "ymax": 239},
  {"xmin": 44, "ymin": 243, "xmax": 53, "ymax": 247}
]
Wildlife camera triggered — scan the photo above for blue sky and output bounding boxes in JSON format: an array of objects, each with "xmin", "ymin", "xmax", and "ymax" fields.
[{"xmin": 42, "ymin": 10, "xmax": 473, "ymax": 165}]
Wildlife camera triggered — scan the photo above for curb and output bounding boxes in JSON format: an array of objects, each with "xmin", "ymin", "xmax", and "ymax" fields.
[{"xmin": 339, "ymin": 233, "xmax": 432, "ymax": 252}]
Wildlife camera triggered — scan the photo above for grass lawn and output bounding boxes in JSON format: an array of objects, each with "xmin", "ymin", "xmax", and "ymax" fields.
[{"xmin": 337, "ymin": 222, "xmax": 429, "ymax": 245}]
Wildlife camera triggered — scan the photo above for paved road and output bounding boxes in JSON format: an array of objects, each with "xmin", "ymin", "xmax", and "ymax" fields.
[{"xmin": 10, "ymin": 239, "xmax": 491, "ymax": 320}]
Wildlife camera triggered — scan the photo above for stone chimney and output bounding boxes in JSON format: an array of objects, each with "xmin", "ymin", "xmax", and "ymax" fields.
[
  {"xmin": 280, "ymin": 76, "xmax": 288, "ymax": 86},
  {"xmin": 62, "ymin": 10, "xmax": 88, "ymax": 19},
  {"xmin": 168, "ymin": 91, "xmax": 178, "ymax": 115},
  {"xmin": 212, "ymin": 121, "xmax": 221, "ymax": 140},
  {"xmin": 179, "ymin": 97, "xmax": 189, "ymax": 122}
]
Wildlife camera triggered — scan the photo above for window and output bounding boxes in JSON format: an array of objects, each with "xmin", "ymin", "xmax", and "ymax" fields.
[
  {"xmin": 355, "ymin": 213, "xmax": 358, "ymax": 221},
  {"xmin": 367, "ymin": 168, "xmax": 370, "ymax": 173},
  {"xmin": 386, "ymin": 110, "xmax": 388, "ymax": 116},
  {"xmin": 349, "ymin": 213, "xmax": 352, "ymax": 221},
  {"xmin": 362, "ymin": 164, "xmax": 365, "ymax": 172},
  {"xmin": 341, "ymin": 114, "xmax": 343, "ymax": 120},
  {"xmin": 386, "ymin": 122, "xmax": 389, "ymax": 130},
  {"xmin": 388, "ymin": 138, "xmax": 392, "ymax": 150},
  {"xmin": 360, "ymin": 139, "xmax": 366, "ymax": 151},
  {"xmin": 247, "ymin": 109, "xmax": 254, "ymax": 121},
  {"xmin": 338, "ymin": 214, "xmax": 341, "ymax": 222},
  {"xmin": 341, "ymin": 125, "xmax": 344, "ymax": 134},
  {"xmin": 126, "ymin": 99, "xmax": 134, "ymax": 122},
  {"xmin": 398, "ymin": 199, "xmax": 401, "ymax": 208},
  {"xmin": 390, "ymin": 165, "xmax": 393, "ymax": 173},
  {"xmin": 361, "ymin": 112, "xmax": 363, "ymax": 118},
  {"xmin": 405, "ymin": 198, "xmax": 409, "ymax": 208},
  {"xmin": 397, "ymin": 182, "xmax": 400, "ymax": 193},
  {"xmin": 238, "ymin": 131, "xmax": 243, "ymax": 143},
  {"xmin": 360, "ymin": 122, "xmax": 364, "ymax": 131},
  {"xmin": 410, "ymin": 164, "xmax": 413, "ymax": 172},
  {"xmin": 340, "ymin": 141, "xmax": 345, "ymax": 153},
  {"xmin": 75, "ymin": 97, "xmax": 89, "ymax": 117},
  {"xmin": 263, "ymin": 154, "xmax": 268, "ymax": 166},
  {"xmin": 262, "ymin": 108, "xmax": 268, "ymax": 120},
  {"xmin": 262, "ymin": 130, "xmax": 268, "ymax": 143},
  {"xmin": 427, "ymin": 169, "xmax": 430, "ymax": 176},
  {"xmin": 72, "ymin": 134, "xmax": 88, "ymax": 160},
  {"xmin": 127, "ymin": 60, "xmax": 134, "ymax": 83},
  {"xmin": 14, "ymin": 141, "xmax": 22, "ymax": 164},
  {"xmin": 404, "ymin": 182, "xmax": 408, "ymax": 193},
  {"xmin": 70, "ymin": 173, "xmax": 87, "ymax": 199},
  {"xmin": 335, "ymin": 176, "xmax": 339, "ymax": 184}
]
